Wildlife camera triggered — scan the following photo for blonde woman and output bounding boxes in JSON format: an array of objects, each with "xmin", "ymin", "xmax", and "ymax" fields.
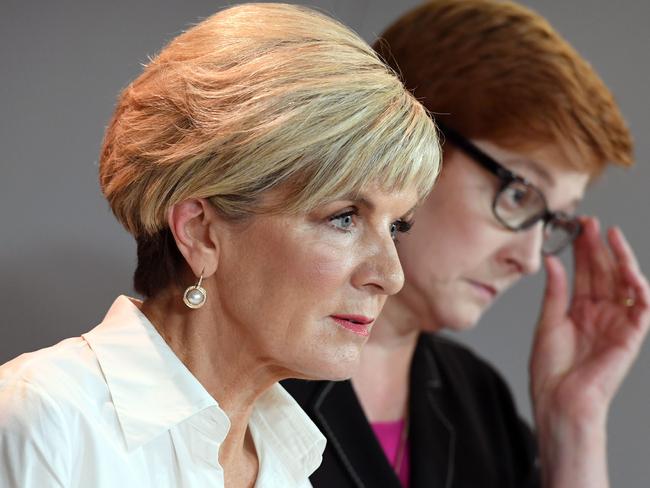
[{"xmin": 0, "ymin": 4, "xmax": 440, "ymax": 487}]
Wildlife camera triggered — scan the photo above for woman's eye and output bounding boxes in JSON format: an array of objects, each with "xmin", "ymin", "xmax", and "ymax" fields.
[
  {"xmin": 329, "ymin": 210, "xmax": 356, "ymax": 231},
  {"xmin": 502, "ymin": 186, "xmax": 529, "ymax": 208},
  {"xmin": 390, "ymin": 219, "xmax": 414, "ymax": 241}
]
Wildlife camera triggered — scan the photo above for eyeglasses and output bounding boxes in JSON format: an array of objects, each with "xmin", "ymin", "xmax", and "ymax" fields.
[{"xmin": 437, "ymin": 122, "xmax": 581, "ymax": 255}]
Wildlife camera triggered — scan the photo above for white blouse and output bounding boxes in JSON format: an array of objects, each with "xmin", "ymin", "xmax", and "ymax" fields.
[{"xmin": 0, "ymin": 296, "xmax": 325, "ymax": 487}]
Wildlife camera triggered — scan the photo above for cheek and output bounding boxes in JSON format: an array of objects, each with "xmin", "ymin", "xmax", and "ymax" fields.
[
  {"xmin": 398, "ymin": 218, "xmax": 475, "ymax": 281},
  {"xmin": 399, "ymin": 210, "xmax": 486, "ymax": 284},
  {"xmin": 264, "ymin": 245, "xmax": 355, "ymax": 334},
  {"xmin": 220, "ymin": 230, "xmax": 355, "ymax": 328},
  {"xmin": 305, "ymin": 245, "xmax": 355, "ymax": 292},
  {"xmin": 413, "ymin": 161, "xmax": 501, "ymax": 272},
  {"xmin": 277, "ymin": 241, "xmax": 357, "ymax": 318}
]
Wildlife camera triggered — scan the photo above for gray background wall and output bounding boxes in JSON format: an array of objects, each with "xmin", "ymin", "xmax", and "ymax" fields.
[{"xmin": 1, "ymin": 0, "xmax": 648, "ymax": 485}]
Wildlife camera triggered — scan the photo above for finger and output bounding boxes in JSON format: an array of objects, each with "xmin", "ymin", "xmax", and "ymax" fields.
[
  {"xmin": 572, "ymin": 215, "xmax": 592, "ymax": 299},
  {"xmin": 539, "ymin": 255, "xmax": 569, "ymax": 329},
  {"xmin": 607, "ymin": 227, "xmax": 639, "ymax": 303},
  {"xmin": 586, "ymin": 217, "xmax": 616, "ymax": 300},
  {"xmin": 608, "ymin": 226, "xmax": 641, "ymax": 275},
  {"xmin": 621, "ymin": 263, "xmax": 650, "ymax": 326}
]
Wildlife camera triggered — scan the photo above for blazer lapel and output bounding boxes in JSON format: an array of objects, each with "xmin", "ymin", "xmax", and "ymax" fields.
[
  {"xmin": 312, "ymin": 380, "xmax": 403, "ymax": 488},
  {"xmin": 409, "ymin": 334, "xmax": 456, "ymax": 488}
]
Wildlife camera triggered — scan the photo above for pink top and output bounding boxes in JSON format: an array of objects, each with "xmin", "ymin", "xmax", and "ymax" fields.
[{"xmin": 370, "ymin": 419, "xmax": 410, "ymax": 487}]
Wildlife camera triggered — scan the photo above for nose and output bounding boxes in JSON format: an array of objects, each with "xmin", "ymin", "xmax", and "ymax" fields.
[
  {"xmin": 353, "ymin": 232, "xmax": 405, "ymax": 296},
  {"xmin": 500, "ymin": 222, "xmax": 544, "ymax": 275}
]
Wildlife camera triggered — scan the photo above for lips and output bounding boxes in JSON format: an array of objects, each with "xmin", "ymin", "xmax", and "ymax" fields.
[
  {"xmin": 330, "ymin": 314, "xmax": 374, "ymax": 337},
  {"xmin": 467, "ymin": 280, "xmax": 498, "ymax": 300}
]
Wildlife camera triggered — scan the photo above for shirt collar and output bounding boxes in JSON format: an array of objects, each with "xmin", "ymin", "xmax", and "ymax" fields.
[
  {"xmin": 83, "ymin": 296, "xmax": 220, "ymax": 451},
  {"xmin": 83, "ymin": 296, "xmax": 325, "ymax": 480},
  {"xmin": 251, "ymin": 384, "xmax": 326, "ymax": 482}
]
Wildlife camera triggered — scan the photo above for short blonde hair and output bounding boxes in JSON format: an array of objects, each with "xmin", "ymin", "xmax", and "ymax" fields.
[
  {"xmin": 375, "ymin": 0, "xmax": 633, "ymax": 175},
  {"xmin": 100, "ymin": 3, "xmax": 440, "ymax": 236},
  {"xmin": 98, "ymin": 3, "xmax": 440, "ymax": 296}
]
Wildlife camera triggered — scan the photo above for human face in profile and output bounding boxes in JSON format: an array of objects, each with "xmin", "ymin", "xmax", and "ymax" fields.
[{"xmin": 210, "ymin": 183, "xmax": 419, "ymax": 380}]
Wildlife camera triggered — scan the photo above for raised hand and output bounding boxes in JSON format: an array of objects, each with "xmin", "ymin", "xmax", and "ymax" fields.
[{"xmin": 529, "ymin": 216, "xmax": 650, "ymax": 487}]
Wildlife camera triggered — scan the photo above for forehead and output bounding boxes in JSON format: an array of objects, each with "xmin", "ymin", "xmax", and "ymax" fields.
[{"xmin": 330, "ymin": 182, "xmax": 421, "ymax": 212}]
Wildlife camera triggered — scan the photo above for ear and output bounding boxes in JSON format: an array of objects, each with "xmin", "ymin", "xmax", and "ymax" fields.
[{"xmin": 167, "ymin": 198, "xmax": 222, "ymax": 279}]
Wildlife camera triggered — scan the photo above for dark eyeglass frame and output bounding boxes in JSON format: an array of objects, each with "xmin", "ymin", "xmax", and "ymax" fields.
[{"xmin": 436, "ymin": 121, "xmax": 582, "ymax": 254}]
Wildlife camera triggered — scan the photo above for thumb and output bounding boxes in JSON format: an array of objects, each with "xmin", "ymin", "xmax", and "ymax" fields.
[
  {"xmin": 538, "ymin": 255, "xmax": 569, "ymax": 329},
  {"xmin": 530, "ymin": 256, "xmax": 569, "ymax": 393}
]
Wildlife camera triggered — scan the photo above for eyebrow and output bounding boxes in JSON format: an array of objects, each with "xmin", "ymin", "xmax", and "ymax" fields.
[
  {"xmin": 502, "ymin": 157, "xmax": 555, "ymax": 187},
  {"xmin": 505, "ymin": 159, "xmax": 587, "ymax": 213},
  {"xmin": 339, "ymin": 193, "xmax": 418, "ymax": 219}
]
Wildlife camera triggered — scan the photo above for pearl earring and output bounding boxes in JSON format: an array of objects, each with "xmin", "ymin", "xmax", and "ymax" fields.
[{"xmin": 183, "ymin": 274, "xmax": 207, "ymax": 309}]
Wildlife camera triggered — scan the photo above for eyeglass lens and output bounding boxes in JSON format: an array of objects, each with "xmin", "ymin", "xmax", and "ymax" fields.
[
  {"xmin": 494, "ymin": 180, "xmax": 578, "ymax": 254},
  {"xmin": 542, "ymin": 218, "xmax": 581, "ymax": 255},
  {"xmin": 494, "ymin": 180, "xmax": 546, "ymax": 229}
]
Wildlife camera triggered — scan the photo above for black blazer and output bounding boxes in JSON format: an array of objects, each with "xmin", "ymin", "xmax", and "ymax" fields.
[{"xmin": 283, "ymin": 333, "xmax": 540, "ymax": 488}]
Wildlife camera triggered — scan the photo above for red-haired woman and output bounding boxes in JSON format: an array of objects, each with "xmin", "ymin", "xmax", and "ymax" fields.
[{"xmin": 285, "ymin": 1, "xmax": 649, "ymax": 487}]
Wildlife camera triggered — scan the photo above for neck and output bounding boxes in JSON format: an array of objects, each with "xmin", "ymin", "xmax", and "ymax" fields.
[
  {"xmin": 351, "ymin": 293, "xmax": 421, "ymax": 422},
  {"xmin": 140, "ymin": 289, "xmax": 276, "ymax": 470}
]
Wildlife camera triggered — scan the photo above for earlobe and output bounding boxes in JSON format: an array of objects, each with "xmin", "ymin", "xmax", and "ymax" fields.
[{"xmin": 167, "ymin": 198, "xmax": 220, "ymax": 279}]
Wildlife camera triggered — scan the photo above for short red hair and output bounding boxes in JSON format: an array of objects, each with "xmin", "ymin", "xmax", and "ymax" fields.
[{"xmin": 375, "ymin": 0, "xmax": 633, "ymax": 175}]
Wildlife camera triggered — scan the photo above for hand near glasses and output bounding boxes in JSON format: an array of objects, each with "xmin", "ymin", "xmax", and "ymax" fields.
[{"xmin": 529, "ymin": 216, "xmax": 650, "ymax": 488}]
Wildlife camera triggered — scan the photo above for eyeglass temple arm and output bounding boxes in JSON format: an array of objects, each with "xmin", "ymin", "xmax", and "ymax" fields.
[{"xmin": 435, "ymin": 120, "xmax": 516, "ymax": 181}]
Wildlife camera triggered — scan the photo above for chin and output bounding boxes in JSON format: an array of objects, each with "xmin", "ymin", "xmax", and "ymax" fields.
[
  {"xmin": 297, "ymin": 362, "xmax": 360, "ymax": 382},
  {"xmin": 430, "ymin": 301, "xmax": 485, "ymax": 333},
  {"xmin": 442, "ymin": 317, "xmax": 480, "ymax": 332},
  {"xmin": 290, "ymin": 343, "xmax": 363, "ymax": 382}
]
